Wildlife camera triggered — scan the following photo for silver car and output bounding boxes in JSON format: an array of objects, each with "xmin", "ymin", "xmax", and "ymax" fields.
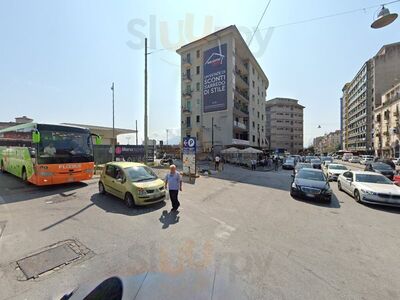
[{"xmin": 338, "ymin": 171, "xmax": 400, "ymax": 207}]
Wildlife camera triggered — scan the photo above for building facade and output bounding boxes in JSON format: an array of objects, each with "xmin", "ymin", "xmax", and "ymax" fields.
[
  {"xmin": 265, "ymin": 98, "xmax": 304, "ymax": 154},
  {"xmin": 374, "ymin": 82, "xmax": 400, "ymax": 158},
  {"xmin": 176, "ymin": 25, "xmax": 269, "ymax": 152},
  {"xmin": 313, "ymin": 130, "xmax": 341, "ymax": 154},
  {"xmin": 341, "ymin": 42, "xmax": 400, "ymax": 153}
]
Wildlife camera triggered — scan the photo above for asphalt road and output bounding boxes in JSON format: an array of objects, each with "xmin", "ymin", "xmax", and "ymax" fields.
[{"xmin": 1, "ymin": 165, "xmax": 400, "ymax": 299}]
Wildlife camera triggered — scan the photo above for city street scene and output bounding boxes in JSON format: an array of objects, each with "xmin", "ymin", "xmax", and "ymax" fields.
[{"xmin": 1, "ymin": 1, "xmax": 400, "ymax": 299}]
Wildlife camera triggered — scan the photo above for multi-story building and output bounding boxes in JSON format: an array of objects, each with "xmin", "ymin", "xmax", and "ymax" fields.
[
  {"xmin": 374, "ymin": 82, "xmax": 400, "ymax": 158},
  {"xmin": 176, "ymin": 25, "xmax": 269, "ymax": 152},
  {"xmin": 341, "ymin": 42, "xmax": 400, "ymax": 153},
  {"xmin": 313, "ymin": 130, "xmax": 341, "ymax": 154},
  {"xmin": 265, "ymin": 98, "xmax": 304, "ymax": 154}
]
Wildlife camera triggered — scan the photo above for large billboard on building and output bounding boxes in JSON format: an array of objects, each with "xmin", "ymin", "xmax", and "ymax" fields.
[{"xmin": 203, "ymin": 43, "xmax": 227, "ymax": 112}]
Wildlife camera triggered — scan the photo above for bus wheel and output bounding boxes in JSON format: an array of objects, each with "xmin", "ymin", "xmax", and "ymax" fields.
[{"xmin": 21, "ymin": 168, "xmax": 27, "ymax": 182}]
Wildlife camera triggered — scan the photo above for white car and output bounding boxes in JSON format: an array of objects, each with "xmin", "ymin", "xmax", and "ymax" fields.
[
  {"xmin": 338, "ymin": 171, "xmax": 400, "ymax": 207},
  {"xmin": 360, "ymin": 157, "xmax": 374, "ymax": 165},
  {"xmin": 325, "ymin": 164, "xmax": 349, "ymax": 181},
  {"xmin": 349, "ymin": 156, "xmax": 360, "ymax": 163}
]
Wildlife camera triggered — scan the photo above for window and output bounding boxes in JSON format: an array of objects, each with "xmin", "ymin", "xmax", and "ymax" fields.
[
  {"xmin": 196, "ymin": 82, "xmax": 200, "ymax": 91},
  {"xmin": 252, "ymin": 135, "xmax": 255, "ymax": 142},
  {"xmin": 252, "ymin": 80, "xmax": 255, "ymax": 88},
  {"xmin": 252, "ymin": 67, "xmax": 255, "ymax": 75},
  {"xmin": 252, "ymin": 94, "xmax": 255, "ymax": 101},
  {"xmin": 186, "ymin": 84, "xmax": 191, "ymax": 92},
  {"xmin": 261, "ymin": 114, "xmax": 264, "ymax": 120},
  {"xmin": 186, "ymin": 116, "xmax": 191, "ymax": 127},
  {"xmin": 106, "ymin": 165, "xmax": 116, "ymax": 178},
  {"xmin": 196, "ymin": 50, "xmax": 200, "ymax": 58},
  {"xmin": 252, "ymin": 121, "xmax": 255, "ymax": 128},
  {"xmin": 196, "ymin": 115, "xmax": 200, "ymax": 123},
  {"xmin": 257, "ymin": 98, "xmax": 259, "ymax": 104},
  {"xmin": 186, "ymin": 53, "xmax": 191, "ymax": 62},
  {"xmin": 196, "ymin": 66, "xmax": 200, "ymax": 74},
  {"xmin": 257, "ymin": 111, "xmax": 260, "ymax": 118},
  {"xmin": 197, "ymin": 98, "xmax": 200, "ymax": 105}
]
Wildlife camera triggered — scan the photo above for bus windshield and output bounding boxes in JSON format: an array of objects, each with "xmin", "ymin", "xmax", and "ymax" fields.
[{"xmin": 38, "ymin": 130, "xmax": 93, "ymax": 164}]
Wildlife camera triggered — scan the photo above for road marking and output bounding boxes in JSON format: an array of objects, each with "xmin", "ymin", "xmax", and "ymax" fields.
[{"xmin": 210, "ymin": 217, "xmax": 236, "ymax": 240}]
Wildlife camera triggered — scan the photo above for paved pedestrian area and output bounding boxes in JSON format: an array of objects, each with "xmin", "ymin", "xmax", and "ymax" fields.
[{"xmin": 1, "ymin": 165, "xmax": 400, "ymax": 299}]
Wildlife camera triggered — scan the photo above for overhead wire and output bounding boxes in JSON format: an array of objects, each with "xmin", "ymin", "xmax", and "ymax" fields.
[{"xmin": 249, "ymin": 0, "xmax": 273, "ymax": 45}]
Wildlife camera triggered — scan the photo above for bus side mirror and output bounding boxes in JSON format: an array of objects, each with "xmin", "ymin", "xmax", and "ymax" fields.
[
  {"xmin": 95, "ymin": 136, "xmax": 102, "ymax": 145},
  {"xmin": 32, "ymin": 131, "xmax": 41, "ymax": 144}
]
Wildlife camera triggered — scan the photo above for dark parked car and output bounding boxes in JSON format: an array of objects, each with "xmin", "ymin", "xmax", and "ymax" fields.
[
  {"xmin": 282, "ymin": 158, "xmax": 295, "ymax": 170},
  {"xmin": 290, "ymin": 168, "xmax": 332, "ymax": 202},
  {"xmin": 364, "ymin": 162, "xmax": 395, "ymax": 180},
  {"xmin": 310, "ymin": 159, "xmax": 322, "ymax": 169}
]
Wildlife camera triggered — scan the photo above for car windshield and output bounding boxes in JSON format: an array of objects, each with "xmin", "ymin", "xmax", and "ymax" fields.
[
  {"xmin": 38, "ymin": 130, "xmax": 93, "ymax": 164},
  {"xmin": 124, "ymin": 166, "xmax": 158, "ymax": 182},
  {"xmin": 310, "ymin": 159, "xmax": 321, "ymax": 164},
  {"xmin": 297, "ymin": 169, "xmax": 325, "ymax": 181},
  {"xmin": 296, "ymin": 163, "xmax": 312, "ymax": 169},
  {"xmin": 329, "ymin": 165, "xmax": 347, "ymax": 170},
  {"xmin": 355, "ymin": 174, "xmax": 393, "ymax": 184},
  {"xmin": 285, "ymin": 159, "xmax": 294, "ymax": 163},
  {"xmin": 372, "ymin": 163, "xmax": 392, "ymax": 170}
]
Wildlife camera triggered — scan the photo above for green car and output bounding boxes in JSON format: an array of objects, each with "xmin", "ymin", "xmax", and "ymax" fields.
[{"xmin": 99, "ymin": 162, "xmax": 166, "ymax": 207}]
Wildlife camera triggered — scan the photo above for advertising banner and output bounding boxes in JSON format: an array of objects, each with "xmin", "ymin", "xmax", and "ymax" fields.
[
  {"xmin": 203, "ymin": 43, "xmax": 227, "ymax": 113},
  {"xmin": 182, "ymin": 137, "xmax": 196, "ymax": 175},
  {"xmin": 114, "ymin": 145, "xmax": 155, "ymax": 163}
]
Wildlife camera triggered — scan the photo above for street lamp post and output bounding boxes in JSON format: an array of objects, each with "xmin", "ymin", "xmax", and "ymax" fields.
[
  {"xmin": 211, "ymin": 117, "xmax": 214, "ymax": 157},
  {"xmin": 111, "ymin": 82, "xmax": 115, "ymax": 161},
  {"xmin": 144, "ymin": 38, "xmax": 148, "ymax": 164}
]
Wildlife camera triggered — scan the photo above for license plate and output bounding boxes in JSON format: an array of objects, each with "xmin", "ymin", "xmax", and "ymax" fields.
[{"xmin": 306, "ymin": 193, "xmax": 315, "ymax": 198}]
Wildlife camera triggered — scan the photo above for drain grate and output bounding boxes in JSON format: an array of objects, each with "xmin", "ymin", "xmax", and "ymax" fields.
[{"xmin": 16, "ymin": 240, "xmax": 91, "ymax": 279}]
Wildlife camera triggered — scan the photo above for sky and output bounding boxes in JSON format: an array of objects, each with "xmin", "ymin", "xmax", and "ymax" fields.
[{"xmin": 0, "ymin": 0, "xmax": 399, "ymax": 146}]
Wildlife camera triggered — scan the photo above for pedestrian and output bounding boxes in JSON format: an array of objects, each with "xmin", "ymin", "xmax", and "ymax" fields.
[
  {"xmin": 274, "ymin": 156, "xmax": 279, "ymax": 171},
  {"xmin": 220, "ymin": 156, "xmax": 225, "ymax": 171},
  {"xmin": 251, "ymin": 159, "xmax": 256, "ymax": 171},
  {"xmin": 164, "ymin": 164, "xmax": 182, "ymax": 212},
  {"xmin": 215, "ymin": 154, "xmax": 220, "ymax": 171}
]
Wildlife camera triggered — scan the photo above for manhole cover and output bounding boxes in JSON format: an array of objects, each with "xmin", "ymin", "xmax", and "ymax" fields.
[{"xmin": 16, "ymin": 241, "xmax": 87, "ymax": 279}]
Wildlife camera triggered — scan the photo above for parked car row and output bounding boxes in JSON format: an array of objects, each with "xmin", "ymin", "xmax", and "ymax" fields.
[{"xmin": 290, "ymin": 166, "xmax": 400, "ymax": 207}]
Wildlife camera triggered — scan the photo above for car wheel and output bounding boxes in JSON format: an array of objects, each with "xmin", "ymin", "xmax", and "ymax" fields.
[
  {"xmin": 124, "ymin": 192, "xmax": 135, "ymax": 208},
  {"xmin": 99, "ymin": 182, "xmax": 106, "ymax": 194},
  {"xmin": 354, "ymin": 190, "xmax": 362, "ymax": 203},
  {"xmin": 338, "ymin": 181, "xmax": 342, "ymax": 191}
]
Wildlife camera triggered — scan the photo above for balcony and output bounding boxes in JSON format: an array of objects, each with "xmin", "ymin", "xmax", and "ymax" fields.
[
  {"xmin": 182, "ymin": 90, "xmax": 192, "ymax": 99},
  {"xmin": 182, "ymin": 57, "xmax": 191, "ymax": 68},
  {"xmin": 182, "ymin": 73, "xmax": 192, "ymax": 83},
  {"xmin": 233, "ymin": 101, "xmax": 249, "ymax": 117},
  {"xmin": 232, "ymin": 138, "xmax": 249, "ymax": 145},
  {"xmin": 235, "ymin": 56, "xmax": 249, "ymax": 75},
  {"xmin": 182, "ymin": 107, "xmax": 191, "ymax": 114},
  {"xmin": 233, "ymin": 121, "xmax": 248, "ymax": 131},
  {"xmin": 234, "ymin": 66, "xmax": 249, "ymax": 89},
  {"xmin": 234, "ymin": 87, "xmax": 249, "ymax": 102}
]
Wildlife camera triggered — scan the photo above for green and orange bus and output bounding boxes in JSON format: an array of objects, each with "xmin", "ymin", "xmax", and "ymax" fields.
[{"xmin": 0, "ymin": 123, "xmax": 101, "ymax": 185}]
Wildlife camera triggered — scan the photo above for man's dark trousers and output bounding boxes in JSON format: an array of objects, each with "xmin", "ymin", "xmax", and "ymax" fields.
[{"xmin": 169, "ymin": 190, "xmax": 180, "ymax": 210}]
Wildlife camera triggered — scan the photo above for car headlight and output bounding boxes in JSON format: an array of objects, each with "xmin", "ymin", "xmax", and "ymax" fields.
[
  {"xmin": 360, "ymin": 189, "xmax": 377, "ymax": 195},
  {"xmin": 137, "ymin": 188, "xmax": 147, "ymax": 196},
  {"xmin": 291, "ymin": 182, "xmax": 298, "ymax": 189}
]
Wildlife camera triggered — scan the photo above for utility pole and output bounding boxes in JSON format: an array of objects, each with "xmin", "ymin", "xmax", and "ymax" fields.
[
  {"xmin": 111, "ymin": 82, "xmax": 115, "ymax": 161},
  {"xmin": 144, "ymin": 38, "xmax": 148, "ymax": 164},
  {"xmin": 166, "ymin": 129, "xmax": 169, "ymax": 145},
  {"xmin": 211, "ymin": 117, "xmax": 214, "ymax": 157},
  {"xmin": 135, "ymin": 120, "xmax": 138, "ymax": 145}
]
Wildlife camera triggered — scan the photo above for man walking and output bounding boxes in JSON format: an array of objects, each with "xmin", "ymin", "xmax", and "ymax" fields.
[
  {"xmin": 165, "ymin": 164, "xmax": 182, "ymax": 212},
  {"xmin": 273, "ymin": 156, "xmax": 279, "ymax": 171},
  {"xmin": 215, "ymin": 155, "xmax": 220, "ymax": 171}
]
